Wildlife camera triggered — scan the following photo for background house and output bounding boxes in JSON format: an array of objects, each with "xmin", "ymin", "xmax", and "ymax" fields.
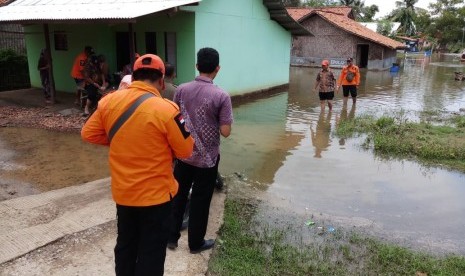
[
  {"xmin": 0, "ymin": 0, "xmax": 309, "ymax": 96},
  {"xmin": 287, "ymin": 6, "xmax": 405, "ymax": 70}
]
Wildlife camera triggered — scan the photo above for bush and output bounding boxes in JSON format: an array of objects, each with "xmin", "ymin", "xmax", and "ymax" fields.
[{"xmin": 0, "ymin": 49, "xmax": 30, "ymax": 91}]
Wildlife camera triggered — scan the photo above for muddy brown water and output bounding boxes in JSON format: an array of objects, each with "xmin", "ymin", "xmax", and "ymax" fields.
[{"xmin": 1, "ymin": 53, "xmax": 465, "ymax": 254}]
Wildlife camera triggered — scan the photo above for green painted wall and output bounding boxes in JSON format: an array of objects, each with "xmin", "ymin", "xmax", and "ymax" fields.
[
  {"xmin": 25, "ymin": 12, "xmax": 195, "ymax": 93},
  {"xmin": 183, "ymin": 0, "xmax": 292, "ymax": 96}
]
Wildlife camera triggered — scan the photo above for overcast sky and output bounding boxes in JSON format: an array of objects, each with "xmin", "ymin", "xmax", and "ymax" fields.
[{"xmin": 363, "ymin": 0, "xmax": 434, "ymax": 18}]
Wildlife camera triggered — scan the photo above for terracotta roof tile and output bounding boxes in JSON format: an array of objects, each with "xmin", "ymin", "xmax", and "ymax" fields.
[
  {"xmin": 315, "ymin": 11, "xmax": 405, "ymax": 49},
  {"xmin": 287, "ymin": 6, "xmax": 353, "ymax": 21},
  {"xmin": 286, "ymin": 7, "xmax": 405, "ymax": 50}
]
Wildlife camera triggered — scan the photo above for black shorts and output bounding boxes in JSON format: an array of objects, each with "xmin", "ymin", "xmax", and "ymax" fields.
[
  {"xmin": 319, "ymin": 91, "xmax": 334, "ymax": 101},
  {"xmin": 342, "ymin": 85, "xmax": 357, "ymax": 98}
]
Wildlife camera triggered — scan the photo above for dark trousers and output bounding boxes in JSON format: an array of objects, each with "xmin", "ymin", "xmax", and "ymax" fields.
[
  {"xmin": 169, "ymin": 157, "xmax": 219, "ymax": 250},
  {"xmin": 114, "ymin": 201, "xmax": 171, "ymax": 276}
]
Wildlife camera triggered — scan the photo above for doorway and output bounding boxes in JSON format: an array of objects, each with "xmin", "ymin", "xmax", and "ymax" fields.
[
  {"xmin": 357, "ymin": 44, "xmax": 369, "ymax": 68},
  {"xmin": 115, "ymin": 32, "xmax": 137, "ymax": 72}
]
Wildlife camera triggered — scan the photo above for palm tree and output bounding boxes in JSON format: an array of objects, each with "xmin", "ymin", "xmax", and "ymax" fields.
[
  {"xmin": 389, "ymin": 0, "xmax": 418, "ymax": 36},
  {"xmin": 339, "ymin": 0, "xmax": 365, "ymax": 20}
]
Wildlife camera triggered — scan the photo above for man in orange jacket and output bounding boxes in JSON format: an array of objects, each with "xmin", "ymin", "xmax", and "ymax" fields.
[
  {"xmin": 336, "ymin": 57, "xmax": 360, "ymax": 105},
  {"xmin": 81, "ymin": 54, "xmax": 194, "ymax": 276},
  {"xmin": 71, "ymin": 46, "xmax": 94, "ymax": 106}
]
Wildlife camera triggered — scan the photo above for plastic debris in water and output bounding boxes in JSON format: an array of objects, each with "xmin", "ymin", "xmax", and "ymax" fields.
[
  {"xmin": 327, "ymin": 226, "xmax": 335, "ymax": 233},
  {"xmin": 305, "ymin": 220, "xmax": 315, "ymax": 226}
]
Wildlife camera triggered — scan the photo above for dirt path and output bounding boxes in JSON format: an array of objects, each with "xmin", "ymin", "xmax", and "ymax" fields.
[{"xmin": 0, "ymin": 178, "xmax": 226, "ymax": 275}]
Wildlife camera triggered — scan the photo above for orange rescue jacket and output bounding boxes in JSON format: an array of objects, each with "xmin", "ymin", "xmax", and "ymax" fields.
[
  {"xmin": 81, "ymin": 81, "xmax": 194, "ymax": 206},
  {"xmin": 338, "ymin": 64, "xmax": 360, "ymax": 86}
]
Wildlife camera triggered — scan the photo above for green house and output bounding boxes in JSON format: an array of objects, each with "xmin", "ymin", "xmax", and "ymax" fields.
[{"xmin": 0, "ymin": 0, "xmax": 309, "ymax": 96}]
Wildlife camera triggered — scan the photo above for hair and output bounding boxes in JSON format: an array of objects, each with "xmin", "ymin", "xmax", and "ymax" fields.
[
  {"xmin": 132, "ymin": 68, "xmax": 163, "ymax": 82},
  {"xmin": 84, "ymin": 46, "xmax": 94, "ymax": 55},
  {"xmin": 98, "ymin": 55, "xmax": 106, "ymax": 63},
  {"xmin": 165, "ymin": 63, "xmax": 175, "ymax": 78},
  {"xmin": 197, "ymin": 47, "xmax": 219, "ymax": 74}
]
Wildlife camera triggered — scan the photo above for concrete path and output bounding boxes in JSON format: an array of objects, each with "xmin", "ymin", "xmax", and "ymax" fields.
[{"xmin": 0, "ymin": 178, "xmax": 225, "ymax": 275}]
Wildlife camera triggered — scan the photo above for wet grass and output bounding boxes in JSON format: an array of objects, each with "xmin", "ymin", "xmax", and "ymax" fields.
[
  {"xmin": 336, "ymin": 113, "xmax": 465, "ymax": 173},
  {"xmin": 208, "ymin": 198, "xmax": 465, "ymax": 275}
]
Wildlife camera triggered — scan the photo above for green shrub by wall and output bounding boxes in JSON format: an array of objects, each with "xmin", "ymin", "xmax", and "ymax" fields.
[{"xmin": 0, "ymin": 49, "xmax": 31, "ymax": 91}]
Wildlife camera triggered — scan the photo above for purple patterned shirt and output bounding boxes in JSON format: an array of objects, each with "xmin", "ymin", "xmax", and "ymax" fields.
[{"xmin": 174, "ymin": 76, "xmax": 233, "ymax": 168}]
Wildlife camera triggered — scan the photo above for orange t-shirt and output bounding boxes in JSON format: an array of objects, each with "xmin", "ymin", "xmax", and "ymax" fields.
[
  {"xmin": 70, "ymin": 52, "xmax": 87, "ymax": 79},
  {"xmin": 81, "ymin": 81, "xmax": 194, "ymax": 206}
]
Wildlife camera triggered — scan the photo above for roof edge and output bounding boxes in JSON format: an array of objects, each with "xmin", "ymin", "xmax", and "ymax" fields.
[{"xmin": 263, "ymin": 0, "xmax": 312, "ymax": 36}]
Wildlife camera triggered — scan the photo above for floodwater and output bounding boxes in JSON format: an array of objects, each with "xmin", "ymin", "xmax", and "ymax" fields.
[
  {"xmin": 220, "ymin": 53, "xmax": 465, "ymax": 254},
  {"xmin": 1, "ymin": 53, "xmax": 465, "ymax": 253}
]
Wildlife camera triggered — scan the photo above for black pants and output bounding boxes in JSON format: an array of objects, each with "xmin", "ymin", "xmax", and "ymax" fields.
[
  {"xmin": 169, "ymin": 157, "xmax": 219, "ymax": 250},
  {"xmin": 114, "ymin": 201, "xmax": 171, "ymax": 276}
]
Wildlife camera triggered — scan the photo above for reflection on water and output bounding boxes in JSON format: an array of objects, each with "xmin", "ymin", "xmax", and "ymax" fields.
[
  {"xmin": 221, "ymin": 53, "xmax": 465, "ymax": 253},
  {"xmin": 310, "ymin": 111, "xmax": 332, "ymax": 158}
]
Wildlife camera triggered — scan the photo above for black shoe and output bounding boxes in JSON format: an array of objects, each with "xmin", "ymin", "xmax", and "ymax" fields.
[
  {"xmin": 167, "ymin": 241, "xmax": 178, "ymax": 250},
  {"xmin": 215, "ymin": 174, "xmax": 224, "ymax": 190},
  {"xmin": 190, "ymin": 239, "xmax": 215, "ymax": 254}
]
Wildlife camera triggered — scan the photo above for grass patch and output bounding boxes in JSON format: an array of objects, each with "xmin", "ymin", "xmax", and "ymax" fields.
[
  {"xmin": 336, "ymin": 114, "xmax": 465, "ymax": 172},
  {"xmin": 209, "ymin": 198, "xmax": 465, "ymax": 275}
]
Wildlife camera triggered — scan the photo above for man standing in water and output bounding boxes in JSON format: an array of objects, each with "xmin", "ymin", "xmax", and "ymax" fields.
[
  {"xmin": 336, "ymin": 57, "xmax": 360, "ymax": 105},
  {"xmin": 167, "ymin": 47, "xmax": 233, "ymax": 254},
  {"xmin": 81, "ymin": 54, "xmax": 194, "ymax": 275},
  {"xmin": 314, "ymin": 59, "xmax": 336, "ymax": 111}
]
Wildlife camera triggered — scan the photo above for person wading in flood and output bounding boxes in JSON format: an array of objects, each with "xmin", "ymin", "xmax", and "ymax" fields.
[
  {"xmin": 313, "ymin": 59, "xmax": 336, "ymax": 111},
  {"xmin": 337, "ymin": 57, "xmax": 360, "ymax": 105}
]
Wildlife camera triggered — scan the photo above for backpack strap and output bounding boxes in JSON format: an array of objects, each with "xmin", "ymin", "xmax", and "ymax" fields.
[{"xmin": 108, "ymin": 93, "xmax": 154, "ymax": 143}]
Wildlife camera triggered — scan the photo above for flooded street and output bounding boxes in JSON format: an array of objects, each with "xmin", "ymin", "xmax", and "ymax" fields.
[
  {"xmin": 220, "ymin": 54, "xmax": 465, "ymax": 254},
  {"xmin": 1, "ymin": 54, "xmax": 465, "ymax": 253},
  {"xmin": 0, "ymin": 128, "xmax": 109, "ymax": 200}
]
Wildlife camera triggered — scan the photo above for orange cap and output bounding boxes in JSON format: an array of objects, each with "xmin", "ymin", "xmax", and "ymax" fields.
[
  {"xmin": 133, "ymin": 54, "xmax": 165, "ymax": 75},
  {"xmin": 321, "ymin": 60, "xmax": 329, "ymax": 66}
]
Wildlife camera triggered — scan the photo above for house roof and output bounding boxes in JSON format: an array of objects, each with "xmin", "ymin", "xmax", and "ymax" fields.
[
  {"xmin": 286, "ymin": 7, "xmax": 405, "ymax": 50},
  {"xmin": 315, "ymin": 11, "xmax": 405, "ymax": 49},
  {"xmin": 286, "ymin": 6, "xmax": 353, "ymax": 21},
  {"xmin": 0, "ymin": 0, "xmax": 200, "ymax": 22},
  {"xmin": 263, "ymin": 0, "xmax": 312, "ymax": 36}
]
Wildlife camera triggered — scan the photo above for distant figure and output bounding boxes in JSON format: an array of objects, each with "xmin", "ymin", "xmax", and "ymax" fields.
[
  {"xmin": 71, "ymin": 46, "xmax": 94, "ymax": 106},
  {"xmin": 118, "ymin": 53, "xmax": 140, "ymax": 90},
  {"xmin": 313, "ymin": 60, "xmax": 336, "ymax": 111},
  {"xmin": 120, "ymin": 53, "xmax": 140, "ymax": 79},
  {"xmin": 118, "ymin": 74, "xmax": 132, "ymax": 90},
  {"xmin": 82, "ymin": 55, "xmax": 105, "ymax": 116},
  {"xmin": 162, "ymin": 63, "xmax": 177, "ymax": 100},
  {"xmin": 337, "ymin": 57, "xmax": 360, "ymax": 105},
  {"xmin": 37, "ymin": 49, "xmax": 51, "ymax": 104}
]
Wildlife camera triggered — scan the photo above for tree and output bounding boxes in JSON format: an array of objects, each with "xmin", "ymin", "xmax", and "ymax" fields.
[
  {"xmin": 376, "ymin": 20, "xmax": 394, "ymax": 36},
  {"xmin": 387, "ymin": 0, "xmax": 418, "ymax": 36},
  {"xmin": 359, "ymin": 4, "xmax": 379, "ymax": 22},
  {"xmin": 426, "ymin": 0, "xmax": 465, "ymax": 51}
]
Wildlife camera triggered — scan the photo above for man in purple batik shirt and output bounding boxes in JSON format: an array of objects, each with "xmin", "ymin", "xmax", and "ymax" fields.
[{"xmin": 167, "ymin": 47, "xmax": 233, "ymax": 254}]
